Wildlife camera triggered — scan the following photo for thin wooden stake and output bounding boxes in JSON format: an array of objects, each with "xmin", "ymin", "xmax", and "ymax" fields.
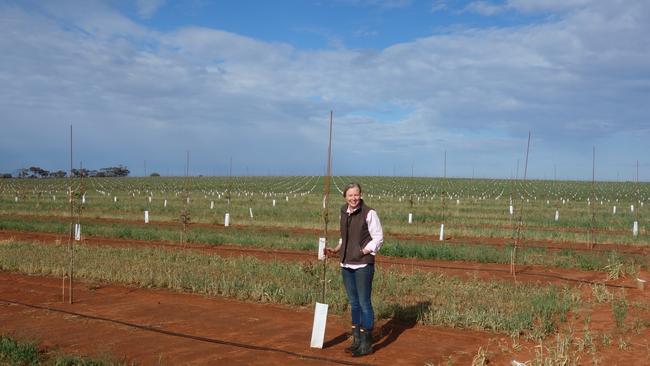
[
  {"xmin": 633, "ymin": 160, "xmax": 641, "ymax": 239},
  {"xmin": 62, "ymin": 272, "xmax": 66, "ymax": 302},
  {"xmin": 589, "ymin": 146, "xmax": 597, "ymax": 249},
  {"xmin": 511, "ymin": 132, "xmax": 531, "ymax": 278},
  {"xmin": 311, "ymin": 111, "xmax": 333, "ymax": 349},
  {"xmin": 68, "ymin": 124, "xmax": 74, "ymax": 304},
  {"xmin": 227, "ymin": 157, "xmax": 233, "ymax": 211},
  {"xmin": 180, "ymin": 151, "xmax": 190, "ymax": 246},
  {"xmin": 440, "ymin": 150, "xmax": 447, "ymax": 235},
  {"xmin": 320, "ymin": 111, "xmax": 333, "ymax": 303}
]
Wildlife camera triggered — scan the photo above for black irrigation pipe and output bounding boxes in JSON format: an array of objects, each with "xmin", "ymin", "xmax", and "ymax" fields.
[
  {"xmin": 0, "ymin": 298, "xmax": 372, "ymax": 366},
  {"xmin": 209, "ymin": 245, "xmax": 638, "ymax": 290},
  {"xmin": 179, "ymin": 243, "xmax": 610, "ymax": 287},
  {"xmin": 379, "ymin": 259, "xmax": 637, "ymax": 289}
]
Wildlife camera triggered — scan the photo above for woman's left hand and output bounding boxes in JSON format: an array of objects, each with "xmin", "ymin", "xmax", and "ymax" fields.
[
  {"xmin": 324, "ymin": 247, "xmax": 339, "ymax": 257},
  {"xmin": 361, "ymin": 248, "xmax": 371, "ymax": 255}
]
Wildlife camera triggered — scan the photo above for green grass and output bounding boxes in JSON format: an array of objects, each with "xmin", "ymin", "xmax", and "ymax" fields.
[
  {"xmin": 0, "ymin": 216, "xmax": 645, "ymax": 275},
  {"xmin": 375, "ymin": 272, "xmax": 577, "ymax": 339},
  {"xmin": 612, "ymin": 292, "xmax": 628, "ymax": 329},
  {"xmin": 0, "ymin": 335, "xmax": 125, "ymax": 366},
  {"xmin": 0, "ymin": 335, "xmax": 39, "ymax": 366}
]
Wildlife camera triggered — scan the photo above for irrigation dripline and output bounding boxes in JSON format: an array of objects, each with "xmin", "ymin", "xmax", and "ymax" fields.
[
  {"xmin": 0, "ymin": 298, "xmax": 373, "ymax": 366},
  {"xmin": 179, "ymin": 243, "xmax": 637, "ymax": 289},
  {"xmin": 381, "ymin": 259, "xmax": 636, "ymax": 289}
]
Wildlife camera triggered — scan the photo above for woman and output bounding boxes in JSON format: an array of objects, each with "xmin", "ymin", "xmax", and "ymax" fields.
[{"xmin": 325, "ymin": 182, "xmax": 383, "ymax": 357}]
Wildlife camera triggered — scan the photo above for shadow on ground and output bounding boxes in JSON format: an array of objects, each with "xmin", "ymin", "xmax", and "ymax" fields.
[
  {"xmin": 323, "ymin": 301, "xmax": 432, "ymax": 351},
  {"xmin": 373, "ymin": 301, "xmax": 432, "ymax": 352}
]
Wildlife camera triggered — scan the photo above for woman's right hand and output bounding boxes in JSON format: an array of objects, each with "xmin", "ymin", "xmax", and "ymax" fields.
[{"xmin": 324, "ymin": 247, "xmax": 338, "ymax": 257}]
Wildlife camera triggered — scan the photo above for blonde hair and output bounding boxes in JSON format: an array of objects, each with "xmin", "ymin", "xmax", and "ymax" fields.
[{"xmin": 342, "ymin": 182, "xmax": 362, "ymax": 197}]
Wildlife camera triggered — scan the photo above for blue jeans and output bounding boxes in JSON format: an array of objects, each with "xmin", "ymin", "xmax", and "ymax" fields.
[{"xmin": 341, "ymin": 264, "xmax": 375, "ymax": 330}]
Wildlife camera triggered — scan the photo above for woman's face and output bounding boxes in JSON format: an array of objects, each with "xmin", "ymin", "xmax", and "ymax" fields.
[{"xmin": 345, "ymin": 187, "xmax": 361, "ymax": 210}]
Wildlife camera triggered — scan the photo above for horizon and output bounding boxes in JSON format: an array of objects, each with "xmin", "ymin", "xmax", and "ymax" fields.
[{"xmin": 3, "ymin": 170, "xmax": 647, "ymax": 184}]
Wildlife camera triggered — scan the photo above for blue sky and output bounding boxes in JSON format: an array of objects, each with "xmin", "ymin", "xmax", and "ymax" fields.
[{"xmin": 1, "ymin": 0, "xmax": 648, "ymax": 180}]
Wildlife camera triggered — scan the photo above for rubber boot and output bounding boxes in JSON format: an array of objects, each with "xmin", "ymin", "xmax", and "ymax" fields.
[
  {"xmin": 344, "ymin": 325, "xmax": 361, "ymax": 354},
  {"xmin": 352, "ymin": 328, "xmax": 373, "ymax": 357}
]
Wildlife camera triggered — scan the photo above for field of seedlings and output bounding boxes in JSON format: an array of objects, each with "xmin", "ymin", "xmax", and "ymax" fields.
[{"xmin": 1, "ymin": 175, "xmax": 649, "ymax": 365}]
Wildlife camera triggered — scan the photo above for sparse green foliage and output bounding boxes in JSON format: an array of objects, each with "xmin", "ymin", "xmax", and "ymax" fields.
[
  {"xmin": 471, "ymin": 346, "xmax": 488, "ymax": 366},
  {"xmin": 0, "ymin": 335, "xmax": 39, "ymax": 366},
  {"xmin": 591, "ymin": 284, "xmax": 613, "ymax": 303},
  {"xmin": 612, "ymin": 292, "xmax": 628, "ymax": 329},
  {"xmin": 604, "ymin": 252, "xmax": 624, "ymax": 280}
]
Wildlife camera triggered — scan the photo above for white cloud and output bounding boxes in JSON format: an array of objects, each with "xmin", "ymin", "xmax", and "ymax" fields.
[
  {"xmin": 464, "ymin": 0, "xmax": 594, "ymax": 17},
  {"xmin": 464, "ymin": 1, "xmax": 505, "ymax": 16},
  {"xmin": 336, "ymin": 0, "xmax": 413, "ymax": 9},
  {"xmin": 506, "ymin": 0, "xmax": 592, "ymax": 13},
  {"xmin": 35, "ymin": 0, "xmax": 152, "ymax": 38},
  {"xmin": 0, "ymin": 0, "xmax": 648, "ymax": 178},
  {"xmin": 136, "ymin": 0, "xmax": 165, "ymax": 18},
  {"xmin": 430, "ymin": 1, "xmax": 448, "ymax": 13}
]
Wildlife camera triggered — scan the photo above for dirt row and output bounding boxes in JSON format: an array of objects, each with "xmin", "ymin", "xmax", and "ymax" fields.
[{"xmin": 0, "ymin": 272, "xmax": 515, "ymax": 365}]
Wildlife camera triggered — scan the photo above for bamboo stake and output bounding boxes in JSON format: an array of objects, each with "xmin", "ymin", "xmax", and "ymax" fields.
[
  {"xmin": 320, "ymin": 111, "xmax": 333, "ymax": 303},
  {"xmin": 511, "ymin": 132, "xmax": 531, "ymax": 278},
  {"xmin": 440, "ymin": 150, "xmax": 447, "ymax": 240},
  {"xmin": 229, "ymin": 157, "xmax": 232, "ymax": 207},
  {"xmin": 634, "ymin": 160, "xmax": 640, "ymax": 238},
  {"xmin": 70, "ymin": 161, "xmax": 85, "ymax": 304},
  {"xmin": 634, "ymin": 160, "xmax": 641, "ymax": 222},
  {"xmin": 67, "ymin": 125, "xmax": 74, "ymax": 304},
  {"xmin": 180, "ymin": 151, "xmax": 190, "ymax": 246},
  {"xmin": 589, "ymin": 146, "xmax": 597, "ymax": 249}
]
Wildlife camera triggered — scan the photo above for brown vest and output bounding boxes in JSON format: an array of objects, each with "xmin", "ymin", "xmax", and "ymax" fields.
[{"xmin": 340, "ymin": 200, "xmax": 375, "ymax": 265}]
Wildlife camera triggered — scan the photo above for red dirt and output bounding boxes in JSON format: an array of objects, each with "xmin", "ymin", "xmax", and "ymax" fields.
[
  {"xmin": 2, "ymin": 230, "xmax": 650, "ymax": 364},
  {"xmin": 2, "ymin": 272, "xmax": 649, "ymax": 365},
  {"xmin": 1, "ymin": 272, "xmax": 514, "ymax": 365}
]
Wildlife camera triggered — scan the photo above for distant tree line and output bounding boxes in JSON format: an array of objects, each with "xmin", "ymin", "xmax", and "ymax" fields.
[{"xmin": 2, "ymin": 165, "xmax": 130, "ymax": 178}]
